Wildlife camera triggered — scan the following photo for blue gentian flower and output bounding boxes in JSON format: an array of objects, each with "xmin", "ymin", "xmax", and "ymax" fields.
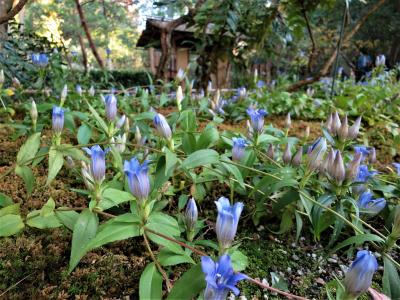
[
  {"xmin": 356, "ymin": 165, "xmax": 378, "ymax": 182},
  {"xmin": 306, "ymin": 137, "xmax": 327, "ymax": 170},
  {"xmin": 358, "ymin": 191, "xmax": 386, "ymax": 215},
  {"xmin": 76, "ymin": 84, "xmax": 82, "ymax": 96},
  {"xmin": 354, "ymin": 146, "xmax": 370, "ymax": 161},
  {"xmin": 185, "ymin": 197, "xmax": 198, "ymax": 232},
  {"xmin": 256, "ymin": 80, "xmax": 265, "ymax": 89},
  {"xmin": 232, "ymin": 138, "xmax": 247, "ymax": 161},
  {"xmin": 105, "ymin": 94, "xmax": 117, "ymax": 121},
  {"xmin": 83, "ymin": 145, "xmax": 109, "ymax": 184},
  {"xmin": 52, "ymin": 106, "xmax": 64, "ymax": 134},
  {"xmin": 201, "ymin": 255, "xmax": 247, "ymax": 300},
  {"xmin": 246, "ymin": 107, "xmax": 267, "ymax": 134},
  {"xmin": 71, "ymin": 51, "xmax": 78, "ymax": 57},
  {"xmin": 343, "ymin": 250, "xmax": 378, "ymax": 297},
  {"xmin": 215, "ymin": 197, "xmax": 243, "ymax": 250},
  {"xmin": 31, "ymin": 53, "xmax": 49, "ymax": 67},
  {"xmin": 106, "ymin": 47, "xmax": 112, "ymax": 56},
  {"xmin": 392, "ymin": 163, "xmax": 400, "ymax": 175},
  {"xmin": 124, "ymin": 158, "xmax": 150, "ymax": 202},
  {"xmin": 153, "ymin": 113, "xmax": 172, "ymax": 139}
]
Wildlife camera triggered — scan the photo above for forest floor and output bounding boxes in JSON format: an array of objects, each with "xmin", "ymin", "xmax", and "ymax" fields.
[{"xmin": 0, "ymin": 116, "xmax": 395, "ymax": 299}]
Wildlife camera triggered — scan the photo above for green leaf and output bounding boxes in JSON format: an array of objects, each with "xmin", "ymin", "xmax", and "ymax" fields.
[
  {"xmin": 69, "ymin": 209, "xmax": 99, "ymax": 273},
  {"xmin": 46, "ymin": 147, "xmax": 64, "ymax": 186},
  {"xmin": 0, "ymin": 214, "xmax": 24, "ymax": 237},
  {"xmin": 16, "ymin": 132, "xmax": 41, "ymax": 165},
  {"xmin": 270, "ymin": 272, "xmax": 289, "ymax": 291},
  {"xmin": 86, "ymin": 101, "xmax": 109, "ymax": 133},
  {"xmin": 26, "ymin": 210, "xmax": 62, "ymax": 229},
  {"xmin": 196, "ymin": 126, "xmax": 219, "ymax": 150},
  {"xmin": 0, "ymin": 192, "xmax": 13, "ymax": 208},
  {"xmin": 181, "ymin": 149, "xmax": 219, "ymax": 169},
  {"xmin": 230, "ymin": 250, "xmax": 249, "ymax": 271},
  {"xmin": 139, "ymin": 263, "xmax": 162, "ymax": 300},
  {"xmin": 0, "ymin": 203, "xmax": 20, "ymax": 217},
  {"xmin": 332, "ymin": 234, "xmax": 384, "ymax": 253},
  {"xmin": 166, "ymin": 264, "xmax": 205, "ymax": 300},
  {"xmin": 59, "ymin": 145, "xmax": 87, "ymax": 161},
  {"xmin": 15, "ymin": 165, "xmax": 35, "ymax": 195},
  {"xmin": 55, "ymin": 209, "xmax": 79, "ymax": 230},
  {"xmin": 269, "ymin": 208, "xmax": 293, "ymax": 234},
  {"xmin": 182, "ymin": 133, "xmax": 197, "ymax": 155},
  {"xmin": 383, "ymin": 256, "xmax": 400, "ymax": 299},
  {"xmin": 165, "ymin": 148, "xmax": 179, "ymax": 176},
  {"xmin": 158, "ymin": 248, "xmax": 195, "ymax": 266},
  {"xmin": 87, "ymin": 220, "xmax": 140, "ymax": 250},
  {"xmin": 220, "ymin": 158, "xmax": 244, "ymax": 188},
  {"xmin": 97, "ymin": 188, "xmax": 134, "ymax": 211},
  {"xmin": 77, "ymin": 124, "xmax": 92, "ymax": 145}
]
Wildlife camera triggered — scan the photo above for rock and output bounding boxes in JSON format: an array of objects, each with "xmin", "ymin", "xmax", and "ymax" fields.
[
  {"xmin": 292, "ymin": 254, "xmax": 300, "ymax": 261},
  {"xmin": 316, "ymin": 278, "xmax": 325, "ymax": 285}
]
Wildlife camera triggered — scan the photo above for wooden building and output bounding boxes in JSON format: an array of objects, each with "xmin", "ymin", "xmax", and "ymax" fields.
[{"xmin": 136, "ymin": 18, "xmax": 231, "ymax": 88}]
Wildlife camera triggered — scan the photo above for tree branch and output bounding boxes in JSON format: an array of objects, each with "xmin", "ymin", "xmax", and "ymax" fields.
[
  {"xmin": 0, "ymin": 0, "xmax": 29, "ymax": 25},
  {"xmin": 74, "ymin": 0, "xmax": 104, "ymax": 69}
]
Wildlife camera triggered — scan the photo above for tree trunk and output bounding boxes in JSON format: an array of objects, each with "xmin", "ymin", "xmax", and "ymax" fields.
[
  {"xmin": 288, "ymin": 0, "xmax": 387, "ymax": 92},
  {"xmin": 78, "ymin": 33, "xmax": 88, "ymax": 73},
  {"xmin": 0, "ymin": 0, "xmax": 16, "ymax": 38},
  {"xmin": 74, "ymin": 0, "xmax": 104, "ymax": 69}
]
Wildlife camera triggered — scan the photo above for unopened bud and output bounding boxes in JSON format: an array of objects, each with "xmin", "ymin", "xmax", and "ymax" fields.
[
  {"xmin": 0, "ymin": 70, "xmax": 4, "ymax": 85},
  {"xmin": 116, "ymin": 115, "xmax": 126, "ymax": 129},
  {"xmin": 346, "ymin": 152, "xmax": 362, "ymax": 182},
  {"xmin": 348, "ymin": 116, "xmax": 362, "ymax": 139},
  {"xmin": 81, "ymin": 161, "xmax": 94, "ymax": 191},
  {"xmin": 338, "ymin": 115, "xmax": 348, "ymax": 141},
  {"xmin": 284, "ymin": 113, "xmax": 291, "ymax": 129},
  {"xmin": 60, "ymin": 84, "xmax": 68, "ymax": 105},
  {"xmin": 390, "ymin": 205, "xmax": 400, "ymax": 239},
  {"xmin": 282, "ymin": 144, "xmax": 292, "ymax": 165},
  {"xmin": 369, "ymin": 147, "xmax": 377, "ymax": 164},
  {"xmin": 88, "ymin": 86, "xmax": 95, "ymax": 96},
  {"xmin": 331, "ymin": 151, "xmax": 345, "ymax": 185},
  {"xmin": 65, "ymin": 156, "xmax": 75, "ymax": 169},
  {"xmin": 307, "ymin": 137, "xmax": 327, "ymax": 170},
  {"xmin": 321, "ymin": 149, "xmax": 336, "ymax": 174},
  {"xmin": 267, "ymin": 144, "xmax": 275, "ymax": 160},
  {"xmin": 303, "ymin": 126, "xmax": 310, "ymax": 140},
  {"xmin": 292, "ymin": 146, "xmax": 303, "ymax": 167},
  {"xmin": 12, "ymin": 77, "xmax": 21, "ymax": 88},
  {"xmin": 135, "ymin": 126, "xmax": 142, "ymax": 145},
  {"xmin": 332, "ymin": 112, "xmax": 341, "ymax": 135},
  {"xmin": 176, "ymin": 85, "xmax": 183, "ymax": 111},
  {"xmin": 124, "ymin": 117, "xmax": 130, "ymax": 134},
  {"xmin": 30, "ymin": 100, "xmax": 38, "ymax": 124}
]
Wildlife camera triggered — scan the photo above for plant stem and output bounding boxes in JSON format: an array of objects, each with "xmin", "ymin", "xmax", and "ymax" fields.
[{"xmin": 143, "ymin": 232, "xmax": 172, "ymax": 292}]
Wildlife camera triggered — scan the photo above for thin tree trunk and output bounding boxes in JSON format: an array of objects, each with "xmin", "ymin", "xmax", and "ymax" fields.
[
  {"xmin": 0, "ymin": 0, "xmax": 28, "ymax": 25},
  {"xmin": 288, "ymin": 0, "xmax": 387, "ymax": 92},
  {"xmin": 300, "ymin": 7, "xmax": 316, "ymax": 74},
  {"xmin": 74, "ymin": 0, "xmax": 104, "ymax": 69},
  {"xmin": 78, "ymin": 34, "xmax": 88, "ymax": 73}
]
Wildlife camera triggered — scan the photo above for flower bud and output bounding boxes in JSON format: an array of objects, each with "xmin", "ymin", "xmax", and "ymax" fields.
[
  {"xmin": 60, "ymin": 84, "xmax": 68, "ymax": 103},
  {"xmin": 343, "ymin": 250, "xmax": 378, "ymax": 298},
  {"xmin": 114, "ymin": 134, "xmax": 126, "ymax": 153},
  {"xmin": 83, "ymin": 145, "xmax": 109, "ymax": 184},
  {"xmin": 52, "ymin": 106, "xmax": 64, "ymax": 134},
  {"xmin": 332, "ymin": 111, "xmax": 341, "ymax": 135},
  {"xmin": 12, "ymin": 77, "xmax": 21, "ymax": 88},
  {"xmin": 116, "ymin": 115, "xmax": 126, "ymax": 129},
  {"xmin": 292, "ymin": 146, "xmax": 303, "ymax": 167},
  {"xmin": 307, "ymin": 137, "xmax": 327, "ymax": 170},
  {"xmin": 338, "ymin": 114, "xmax": 348, "ymax": 141},
  {"xmin": 346, "ymin": 152, "xmax": 362, "ymax": 182},
  {"xmin": 207, "ymin": 81, "xmax": 213, "ymax": 96},
  {"xmin": 76, "ymin": 84, "xmax": 82, "ymax": 96},
  {"xmin": 232, "ymin": 137, "xmax": 247, "ymax": 161},
  {"xmin": 306, "ymin": 87, "xmax": 314, "ymax": 97},
  {"xmin": 321, "ymin": 148, "xmax": 336, "ymax": 174},
  {"xmin": 348, "ymin": 116, "xmax": 362, "ymax": 139},
  {"xmin": 267, "ymin": 144, "xmax": 275, "ymax": 160},
  {"xmin": 30, "ymin": 100, "xmax": 38, "ymax": 125},
  {"xmin": 124, "ymin": 157, "xmax": 150, "ymax": 203},
  {"xmin": 176, "ymin": 85, "xmax": 183, "ymax": 111},
  {"xmin": 185, "ymin": 198, "xmax": 198, "ymax": 239},
  {"xmin": 303, "ymin": 126, "xmax": 310, "ymax": 140},
  {"xmin": 135, "ymin": 126, "xmax": 142, "ymax": 145},
  {"xmin": 65, "ymin": 156, "xmax": 75, "ymax": 169},
  {"xmin": 0, "ymin": 69, "xmax": 4, "ymax": 85},
  {"xmin": 81, "ymin": 161, "xmax": 94, "ymax": 191},
  {"xmin": 284, "ymin": 113, "xmax": 291, "ymax": 129},
  {"xmin": 105, "ymin": 94, "xmax": 117, "ymax": 121},
  {"xmin": 88, "ymin": 85, "xmax": 95, "ymax": 96},
  {"xmin": 215, "ymin": 197, "xmax": 243, "ymax": 251},
  {"xmin": 153, "ymin": 113, "xmax": 172, "ymax": 140},
  {"xmin": 124, "ymin": 117, "xmax": 130, "ymax": 134},
  {"xmin": 282, "ymin": 144, "xmax": 292, "ymax": 165},
  {"xmin": 176, "ymin": 68, "xmax": 185, "ymax": 82},
  {"xmin": 330, "ymin": 151, "xmax": 345, "ymax": 185},
  {"xmin": 369, "ymin": 147, "xmax": 377, "ymax": 164}
]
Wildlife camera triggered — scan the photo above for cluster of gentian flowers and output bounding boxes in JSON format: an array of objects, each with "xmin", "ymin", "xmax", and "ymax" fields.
[
  {"xmin": 246, "ymin": 107, "xmax": 267, "ymax": 137},
  {"xmin": 31, "ymin": 53, "xmax": 49, "ymax": 67}
]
